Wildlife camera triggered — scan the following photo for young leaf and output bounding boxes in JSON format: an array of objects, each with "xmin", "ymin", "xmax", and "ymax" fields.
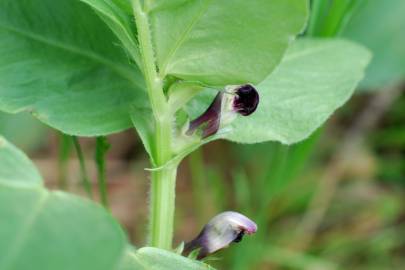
[
  {"xmin": 149, "ymin": 0, "xmax": 309, "ymax": 86},
  {"xmin": 342, "ymin": 0, "xmax": 405, "ymax": 89},
  {"xmin": 0, "ymin": 0, "xmax": 146, "ymax": 136}
]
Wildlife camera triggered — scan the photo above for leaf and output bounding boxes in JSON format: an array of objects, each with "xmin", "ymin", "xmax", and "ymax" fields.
[
  {"xmin": 112, "ymin": 0, "xmax": 133, "ymax": 15},
  {"xmin": 78, "ymin": 0, "xmax": 141, "ymax": 66},
  {"xmin": 0, "ymin": 136, "xmax": 214, "ymax": 270},
  {"xmin": 186, "ymin": 39, "xmax": 371, "ymax": 145},
  {"xmin": 342, "ymin": 0, "xmax": 405, "ymax": 89},
  {"xmin": 0, "ymin": 136, "xmax": 42, "ymax": 188},
  {"xmin": 124, "ymin": 247, "xmax": 215, "ymax": 270},
  {"xmin": 0, "ymin": 0, "xmax": 146, "ymax": 136},
  {"xmin": 149, "ymin": 0, "xmax": 309, "ymax": 86},
  {"xmin": 0, "ymin": 187, "xmax": 128, "ymax": 270},
  {"xmin": 0, "ymin": 136, "xmax": 126, "ymax": 270},
  {"xmin": 130, "ymin": 106, "xmax": 156, "ymax": 165},
  {"xmin": 227, "ymin": 39, "xmax": 371, "ymax": 143}
]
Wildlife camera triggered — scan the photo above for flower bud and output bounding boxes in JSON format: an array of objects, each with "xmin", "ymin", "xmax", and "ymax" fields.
[
  {"xmin": 187, "ymin": 84, "xmax": 259, "ymax": 138},
  {"xmin": 184, "ymin": 211, "xmax": 257, "ymax": 259}
]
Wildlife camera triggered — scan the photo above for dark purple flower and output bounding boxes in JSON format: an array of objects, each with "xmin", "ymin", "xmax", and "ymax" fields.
[
  {"xmin": 184, "ymin": 211, "xmax": 258, "ymax": 260},
  {"xmin": 187, "ymin": 84, "xmax": 259, "ymax": 138},
  {"xmin": 187, "ymin": 92, "xmax": 224, "ymax": 138},
  {"xmin": 233, "ymin": 84, "xmax": 259, "ymax": 116}
]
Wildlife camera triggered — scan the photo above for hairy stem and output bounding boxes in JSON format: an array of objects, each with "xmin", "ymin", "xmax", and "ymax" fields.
[{"xmin": 132, "ymin": 0, "xmax": 176, "ymax": 249}]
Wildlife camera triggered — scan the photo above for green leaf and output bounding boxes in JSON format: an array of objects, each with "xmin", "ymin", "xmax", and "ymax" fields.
[
  {"xmin": 112, "ymin": 0, "xmax": 133, "ymax": 15},
  {"xmin": 149, "ymin": 0, "xmax": 309, "ymax": 86},
  {"xmin": 227, "ymin": 39, "xmax": 371, "ymax": 144},
  {"xmin": 0, "ymin": 0, "xmax": 146, "ymax": 136},
  {"xmin": 78, "ymin": 0, "xmax": 141, "ymax": 66},
  {"xmin": 342, "ymin": 0, "xmax": 405, "ymax": 89},
  {"xmin": 0, "ymin": 187, "xmax": 128, "ymax": 270},
  {"xmin": 0, "ymin": 136, "xmax": 126, "ymax": 270},
  {"xmin": 186, "ymin": 39, "xmax": 371, "ymax": 145},
  {"xmin": 0, "ymin": 136, "xmax": 214, "ymax": 270},
  {"xmin": 0, "ymin": 136, "xmax": 42, "ymax": 188},
  {"xmin": 124, "ymin": 247, "xmax": 215, "ymax": 270},
  {"xmin": 130, "ymin": 106, "xmax": 156, "ymax": 164}
]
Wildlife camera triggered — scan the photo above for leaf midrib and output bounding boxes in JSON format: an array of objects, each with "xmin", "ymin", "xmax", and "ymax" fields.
[{"xmin": 0, "ymin": 22, "xmax": 142, "ymax": 88}]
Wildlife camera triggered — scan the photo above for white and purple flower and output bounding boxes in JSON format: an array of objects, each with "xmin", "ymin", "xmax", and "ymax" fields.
[{"xmin": 184, "ymin": 211, "xmax": 258, "ymax": 259}]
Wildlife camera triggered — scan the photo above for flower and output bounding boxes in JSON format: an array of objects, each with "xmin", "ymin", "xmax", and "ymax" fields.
[
  {"xmin": 231, "ymin": 84, "xmax": 259, "ymax": 116},
  {"xmin": 187, "ymin": 84, "xmax": 259, "ymax": 138},
  {"xmin": 184, "ymin": 211, "xmax": 258, "ymax": 259}
]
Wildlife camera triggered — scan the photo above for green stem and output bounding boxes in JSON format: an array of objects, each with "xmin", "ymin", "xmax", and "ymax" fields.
[
  {"xmin": 149, "ymin": 166, "xmax": 177, "ymax": 249},
  {"xmin": 57, "ymin": 133, "xmax": 71, "ymax": 190},
  {"xmin": 95, "ymin": 136, "xmax": 110, "ymax": 208},
  {"xmin": 132, "ymin": 0, "xmax": 176, "ymax": 249},
  {"xmin": 306, "ymin": 0, "xmax": 329, "ymax": 36},
  {"xmin": 72, "ymin": 136, "xmax": 93, "ymax": 198}
]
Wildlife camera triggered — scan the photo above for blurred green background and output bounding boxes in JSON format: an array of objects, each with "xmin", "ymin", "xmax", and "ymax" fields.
[{"xmin": 0, "ymin": 0, "xmax": 404, "ymax": 269}]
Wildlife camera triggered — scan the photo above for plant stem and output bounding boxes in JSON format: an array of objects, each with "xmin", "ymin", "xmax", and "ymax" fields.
[
  {"xmin": 306, "ymin": 0, "xmax": 329, "ymax": 36},
  {"xmin": 149, "ymin": 166, "xmax": 177, "ymax": 249},
  {"xmin": 95, "ymin": 136, "xmax": 110, "ymax": 208},
  {"xmin": 57, "ymin": 133, "xmax": 71, "ymax": 190},
  {"xmin": 132, "ymin": 0, "xmax": 176, "ymax": 249},
  {"xmin": 72, "ymin": 136, "xmax": 93, "ymax": 198}
]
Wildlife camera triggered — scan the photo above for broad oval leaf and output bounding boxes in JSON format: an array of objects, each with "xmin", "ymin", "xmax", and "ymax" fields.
[
  {"xmin": 0, "ymin": 0, "xmax": 146, "ymax": 136},
  {"xmin": 342, "ymin": 0, "xmax": 405, "ymax": 89},
  {"xmin": 0, "ymin": 136, "xmax": 215, "ymax": 270},
  {"xmin": 186, "ymin": 39, "xmax": 371, "ymax": 145},
  {"xmin": 0, "ymin": 187, "xmax": 128, "ymax": 270},
  {"xmin": 149, "ymin": 0, "xmax": 309, "ymax": 86}
]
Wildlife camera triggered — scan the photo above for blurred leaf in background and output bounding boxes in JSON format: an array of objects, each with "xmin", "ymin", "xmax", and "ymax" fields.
[
  {"xmin": 342, "ymin": 0, "xmax": 405, "ymax": 89},
  {"xmin": 307, "ymin": 0, "xmax": 405, "ymax": 90}
]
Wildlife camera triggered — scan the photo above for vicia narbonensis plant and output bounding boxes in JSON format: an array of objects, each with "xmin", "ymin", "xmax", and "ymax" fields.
[{"xmin": 0, "ymin": 0, "xmax": 371, "ymax": 268}]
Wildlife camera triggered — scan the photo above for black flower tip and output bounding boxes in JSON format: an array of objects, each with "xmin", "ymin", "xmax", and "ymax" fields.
[{"xmin": 233, "ymin": 84, "xmax": 259, "ymax": 116}]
